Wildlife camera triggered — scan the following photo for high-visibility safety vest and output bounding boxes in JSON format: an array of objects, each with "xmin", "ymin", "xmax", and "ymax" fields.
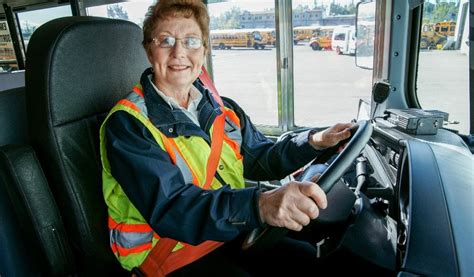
[{"xmin": 99, "ymin": 72, "xmax": 245, "ymax": 274}]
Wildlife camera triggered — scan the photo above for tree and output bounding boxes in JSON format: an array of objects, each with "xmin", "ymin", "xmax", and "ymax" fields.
[
  {"xmin": 21, "ymin": 21, "xmax": 37, "ymax": 40},
  {"xmin": 107, "ymin": 4, "xmax": 129, "ymax": 21},
  {"xmin": 294, "ymin": 4, "xmax": 310, "ymax": 13},
  {"xmin": 423, "ymin": 1, "xmax": 458, "ymax": 23},
  {"xmin": 432, "ymin": 1, "xmax": 457, "ymax": 22},
  {"xmin": 423, "ymin": 2, "xmax": 436, "ymax": 22},
  {"xmin": 329, "ymin": 3, "xmax": 355, "ymax": 15},
  {"xmin": 210, "ymin": 7, "xmax": 243, "ymax": 29},
  {"xmin": 346, "ymin": 3, "xmax": 356, "ymax": 14},
  {"xmin": 313, "ymin": 0, "xmax": 319, "ymax": 8}
]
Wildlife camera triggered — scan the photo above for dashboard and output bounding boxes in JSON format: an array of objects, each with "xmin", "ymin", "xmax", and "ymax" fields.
[{"xmin": 364, "ymin": 119, "xmax": 473, "ymax": 276}]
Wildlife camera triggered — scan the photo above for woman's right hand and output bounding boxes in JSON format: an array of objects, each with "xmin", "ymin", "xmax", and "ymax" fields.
[{"xmin": 258, "ymin": 181, "xmax": 327, "ymax": 231}]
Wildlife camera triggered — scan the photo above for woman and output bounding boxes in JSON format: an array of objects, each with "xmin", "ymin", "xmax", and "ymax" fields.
[{"xmin": 100, "ymin": 0, "xmax": 353, "ymax": 275}]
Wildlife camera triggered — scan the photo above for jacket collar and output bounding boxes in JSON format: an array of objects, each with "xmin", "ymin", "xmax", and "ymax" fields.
[{"xmin": 140, "ymin": 67, "xmax": 222, "ymax": 138}]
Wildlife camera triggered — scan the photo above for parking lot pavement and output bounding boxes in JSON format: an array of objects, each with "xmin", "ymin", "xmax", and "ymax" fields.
[{"xmin": 211, "ymin": 45, "xmax": 469, "ymax": 133}]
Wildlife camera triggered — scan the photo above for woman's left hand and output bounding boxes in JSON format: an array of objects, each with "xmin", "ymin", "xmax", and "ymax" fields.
[{"xmin": 309, "ymin": 122, "xmax": 354, "ymax": 149}]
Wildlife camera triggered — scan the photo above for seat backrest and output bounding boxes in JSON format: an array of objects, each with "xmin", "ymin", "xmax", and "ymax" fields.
[
  {"xmin": 0, "ymin": 87, "xmax": 28, "ymax": 146},
  {"xmin": 25, "ymin": 16, "xmax": 149, "ymax": 274},
  {"xmin": 0, "ymin": 180, "xmax": 42, "ymax": 277},
  {"xmin": 0, "ymin": 144, "xmax": 75, "ymax": 276},
  {"xmin": 0, "ymin": 70, "xmax": 24, "ymax": 91},
  {"xmin": 0, "ymin": 157, "xmax": 42, "ymax": 276}
]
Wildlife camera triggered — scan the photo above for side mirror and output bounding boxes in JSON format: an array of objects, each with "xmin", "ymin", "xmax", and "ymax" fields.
[{"xmin": 355, "ymin": 1, "xmax": 376, "ymax": 70}]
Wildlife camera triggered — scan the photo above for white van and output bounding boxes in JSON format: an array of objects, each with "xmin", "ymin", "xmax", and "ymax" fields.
[{"xmin": 331, "ymin": 25, "xmax": 356, "ymax": 55}]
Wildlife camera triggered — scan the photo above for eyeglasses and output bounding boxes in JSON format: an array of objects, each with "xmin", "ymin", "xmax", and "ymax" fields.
[{"xmin": 152, "ymin": 36, "xmax": 203, "ymax": 50}]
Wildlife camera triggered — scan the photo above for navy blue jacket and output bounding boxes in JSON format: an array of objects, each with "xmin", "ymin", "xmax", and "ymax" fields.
[{"xmin": 104, "ymin": 68, "xmax": 323, "ymax": 245}]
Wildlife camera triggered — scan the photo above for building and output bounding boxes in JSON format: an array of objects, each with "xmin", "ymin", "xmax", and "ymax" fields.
[
  {"xmin": 321, "ymin": 15, "xmax": 355, "ymax": 26},
  {"xmin": 240, "ymin": 9, "xmax": 324, "ymax": 28},
  {"xmin": 239, "ymin": 9, "xmax": 354, "ymax": 29}
]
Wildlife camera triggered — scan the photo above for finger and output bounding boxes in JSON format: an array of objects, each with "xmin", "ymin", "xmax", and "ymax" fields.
[
  {"xmin": 323, "ymin": 126, "xmax": 352, "ymax": 146},
  {"xmin": 310, "ymin": 173, "xmax": 321, "ymax": 183},
  {"xmin": 326, "ymin": 129, "xmax": 350, "ymax": 147},
  {"xmin": 295, "ymin": 196, "xmax": 320, "ymax": 219},
  {"xmin": 336, "ymin": 128, "xmax": 352, "ymax": 141},
  {"xmin": 290, "ymin": 207, "xmax": 312, "ymax": 227},
  {"xmin": 285, "ymin": 218, "xmax": 304, "ymax": 231},
  {"xmin": 311, "ymin": 183, "xmax": 328, "ymax": 209},
  {"xmin": 334, "ymin": 122, "xmax": 354, "ymax": 131},
  {"xmin": 337, "ymin": 143, "xmax": 347, "ymax": 152},
  {"xmin": 299, "ymin": 182, "xmax": 327, "ymax": 209}
]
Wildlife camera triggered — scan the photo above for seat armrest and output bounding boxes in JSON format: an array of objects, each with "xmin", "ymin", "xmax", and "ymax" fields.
[{"xmin": 0, "ymin": 144, "xmax": 75, "ymax": 276}]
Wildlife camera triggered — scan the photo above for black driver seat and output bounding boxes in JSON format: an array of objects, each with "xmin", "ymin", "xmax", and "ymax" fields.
[{"xmin": 25, "ymin": 16, "xmax": 149, "ymax": 275}]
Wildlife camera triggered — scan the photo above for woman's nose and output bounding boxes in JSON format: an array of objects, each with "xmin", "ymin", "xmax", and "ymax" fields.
[{"xmin": 171, "ymin": 40, "xmax": 187, "ymax": 57}]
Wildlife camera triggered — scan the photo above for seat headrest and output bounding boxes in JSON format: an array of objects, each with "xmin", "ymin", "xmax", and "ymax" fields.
[{"xmin": 26, "ymin": 16, "xmax": 148, "ymax": 126}]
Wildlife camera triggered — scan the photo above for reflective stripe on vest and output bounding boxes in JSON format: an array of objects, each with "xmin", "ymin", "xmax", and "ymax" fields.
[
  {"xmin": 120, "ymin": 84, "xmax": 242, "ymax": 186},
  {"xmin": 109, "ymin": 217, "xmax": 158, "ymax": 256},
  {"xmin": 100, "ymin": 83, "xmax": 244, "ymax": 271}
]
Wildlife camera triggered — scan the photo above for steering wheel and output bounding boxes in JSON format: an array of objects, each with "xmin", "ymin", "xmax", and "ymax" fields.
[{"xmin": 242, "ymin": 120, "xmax": 373, "ymax": 250}]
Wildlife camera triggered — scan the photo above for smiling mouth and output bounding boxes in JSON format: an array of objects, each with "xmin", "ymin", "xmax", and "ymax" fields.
[{"xmin": 168, "ymin": 65, "xmax": 190, "ymax": 71}]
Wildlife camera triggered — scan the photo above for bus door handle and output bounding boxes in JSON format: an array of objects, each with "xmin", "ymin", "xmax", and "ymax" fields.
[{"xmin": 282, "ymin": 57, "xmax": 288, "ymax": 69}]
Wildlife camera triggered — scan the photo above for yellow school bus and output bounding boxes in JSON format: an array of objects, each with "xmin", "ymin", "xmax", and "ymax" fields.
[
  {"xmin": 293, "ymin": 26, "xmax": 317, "ymax": 45},
  {"xmin": 434, "ymin": 21, "xmax": 456, "ymax": 37},
  {"xmin": 420, "ymin": 21, "xmax": 456, "ymax": 49},
  {"xmin": 210, "ymin": 29, "xmax": 268, "ymax": 50},
  {"xmin": 308, "ymin": 26, "xmax": 336, "ymax": 50},
  {"xmin": 255, "ymin": 28, "xmax": 276, "ymax": 46}
]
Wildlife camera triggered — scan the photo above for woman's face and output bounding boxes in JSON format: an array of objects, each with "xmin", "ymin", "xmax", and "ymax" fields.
[{"xmin": 147, "ymin": 16, "xmax": 205, "ymax": 93}]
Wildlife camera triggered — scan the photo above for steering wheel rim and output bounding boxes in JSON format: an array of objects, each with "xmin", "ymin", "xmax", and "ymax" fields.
[{"xmin": 242, "ymin": 120, "xmax": 373, "ymax": 250}]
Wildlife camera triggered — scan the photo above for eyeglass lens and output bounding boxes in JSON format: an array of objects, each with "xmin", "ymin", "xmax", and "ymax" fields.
[{"xmin": 156, "ymin": 36, "xmax": 202, "ymax": 49}]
